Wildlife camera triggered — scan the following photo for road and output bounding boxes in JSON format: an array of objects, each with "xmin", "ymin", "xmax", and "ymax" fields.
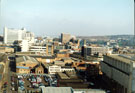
[
  {"xmin": 5, "ymin": 54, "xmax": 12, "ymax": 93},
  {"xmin": 1, "ymin": 53, "xmax": 14, "ymax": 93},
  {"xmin": 7, "ymin": 57, "xmax": 12, "ymax": 93}
]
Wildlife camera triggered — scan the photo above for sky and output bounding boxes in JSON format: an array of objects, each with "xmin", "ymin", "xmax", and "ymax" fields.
[{"xmin": 0, "ymin": 0, "xmax": 134, "ymax": 36}]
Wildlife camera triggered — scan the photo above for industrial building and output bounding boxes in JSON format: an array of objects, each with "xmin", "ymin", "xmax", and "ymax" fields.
[
  {"xmin": 101, "ymin": 54, "xmax": 135, "ymax": 93},
  {"xmin": 16, "ymin": 56, "xmax": 39, "ymax": 73}
]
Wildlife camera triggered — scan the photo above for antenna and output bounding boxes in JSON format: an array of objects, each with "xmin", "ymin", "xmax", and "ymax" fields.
[
  {"xmin": 134, "ymin": 0, "xmax": 135, "ymax": 49},
  {"xmin": 133, "ymin": 0, "xmax": 135, "ymax": 59},
  {"xmin": 0, "ymin": 0, "xmax": 2, "ymax": 35},
  {"xmin": 134, "ymin": 0, "xmax": 135, "ymax": 46}
]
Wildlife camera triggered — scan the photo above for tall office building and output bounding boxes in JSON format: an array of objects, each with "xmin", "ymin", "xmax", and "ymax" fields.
[
  {"xmin": 61, "ymin": 33, "xmax": 71, "ymax": 44},
  {"xmin": 4, "ymin": 27, "xmax": 34, "ymax": 44}
]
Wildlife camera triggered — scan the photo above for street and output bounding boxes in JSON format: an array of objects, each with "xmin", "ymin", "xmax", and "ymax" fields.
[{"xmin": 1, "ymin": 53, "xmax": 14, "ymax": 93}]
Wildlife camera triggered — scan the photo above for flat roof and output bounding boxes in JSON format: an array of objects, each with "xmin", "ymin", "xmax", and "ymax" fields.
[
  {"xmin": 87, "ymin": 46, "xmax": 108, "ymax": 48},
  {"xmin": 40, "ymin": 87, "xmax": 73, "ymax": 93},
  {"xmin": 57, "ymin": 72, "xmax": 70, "ymax": 79},
  {"xmin": 74, "ymin": 89, "xmax": 106, "ymax": 93},
  {"xmin": 54, "ymin": 61, "xmax": 64, "ymax": 63},
  {"xmin": 106, "ymin": 54, "xmax": 135, "ymax": 64}
]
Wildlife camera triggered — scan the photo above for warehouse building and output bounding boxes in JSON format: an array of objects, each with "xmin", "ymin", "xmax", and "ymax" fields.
[
  {"xmin": 16, "ymin": 56, "xmax": 39, "ymax": 73},
  {"xmin": 101, "ymin": 54, "xmax": 135, "ymax": 93}
]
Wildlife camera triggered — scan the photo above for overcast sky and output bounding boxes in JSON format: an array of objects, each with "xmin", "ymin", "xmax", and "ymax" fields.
[{"xmin": 0, "ymin": 0, "xmax": 134, "ymax": 36}]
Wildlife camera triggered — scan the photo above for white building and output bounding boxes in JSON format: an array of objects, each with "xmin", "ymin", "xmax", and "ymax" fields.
[
  {"xmin": 21, "ymin": 40, "xmax": 29, "ymax": 52},
  {"xmin": 4, "ymin": 27, "xmax": 34, "ymax": 45},
  {"xmin": 29, "ymin": 46, "xmax": 46, "ymax": 55},
  {"xmin": 49, "ymin": 65, "xmax": 75, "ymax": 74}
]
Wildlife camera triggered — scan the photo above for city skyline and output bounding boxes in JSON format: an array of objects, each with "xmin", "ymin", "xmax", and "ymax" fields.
[{"xmin": 0, "ymin": 0, "xmax": 134, "ymax": 36}]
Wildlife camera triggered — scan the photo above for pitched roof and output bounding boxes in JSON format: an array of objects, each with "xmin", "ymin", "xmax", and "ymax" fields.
[{"xmin": 16, "ymin": 56, "xmax": 38, "ymax": 63}]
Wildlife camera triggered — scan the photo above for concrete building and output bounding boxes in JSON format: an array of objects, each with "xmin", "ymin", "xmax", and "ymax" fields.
[
  {"xmin": 82, "ymin": 46, "xmax": 112, "ymax": 57},
  {"xmin": 4, "ymin": 27, "xmax": 34, "ymax": 45},
  {"xmin": 4, "ymin": 27, "xmax": 26, "ymax": 44},
  {"xmin": 61, "ymin": 33, "xmax": 71, "ymax": 44},
  {"xmin": 29, "ymin": 44, "xmax": 54, "ymax": 56},
  {"xmin": 101, "ymin": 54, "xmax": 135, "ymax": 93},
  {"xmin": 29, "ymin": 46, "xmax": 46, "ymax": 55},
  {"xmin": 20, "ymin": 40, "xmax": 29, "ymax": 52}
]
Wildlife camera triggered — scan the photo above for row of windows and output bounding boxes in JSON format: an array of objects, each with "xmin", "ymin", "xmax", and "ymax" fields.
[{"xmin": 104, "ymin": 56, "xmax": 130, "ymax": 73}]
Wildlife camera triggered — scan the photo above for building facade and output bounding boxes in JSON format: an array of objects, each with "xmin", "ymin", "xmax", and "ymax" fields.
[
  {"xmin": 82, "ymin": 46, "xmax": 111, "ymax": 57},
  {"xmin": 29, "ymin": 44, "xmax": 54, "ymax": 56},
  {"xmin": 101, "ymin": 55, "xmax": 135, "ymax": 93},
  {"xmin": 61, "ymin": 33, "xmax": 71, "ymax": 44},
  {"xmin": 4, "ymin": 27, "xmax": 34, "ymax": 45},
  {"xmin": 29, "ymin": 46, "xmax": 46, "ymax": 55},
  {"xmin": 49, "ymin": 65, "xmax": 75, "ymax": 74}
]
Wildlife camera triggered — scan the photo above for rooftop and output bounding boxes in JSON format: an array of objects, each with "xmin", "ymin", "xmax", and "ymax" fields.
[
  {"xmin": 16, "ymin": 53, "xmax": 56, "ymax": 59},
  {"xmin": 106, "ymin": 54, "xmax": 135, "ymax": 64},
  {"xmin": 40, "ymin": 87, "xmax": 73, "ymax": 93},
  {"xmin": 16, "ymin": 56, "xmax": 38, "ymax": 63},
  {"xmin": 57, "ymin": 72, "xmax": 70, "ymax": 79},
  {"xmin": 74, "ymin": 89, "xmax": 106, "ymax": 93}
]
